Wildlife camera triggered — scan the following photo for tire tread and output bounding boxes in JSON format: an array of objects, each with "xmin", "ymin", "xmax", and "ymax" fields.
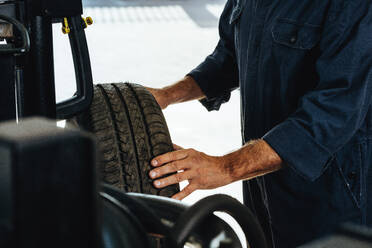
[{"xmin": 76, "ymin": 82, "xmax": 179, "ymax": 197}]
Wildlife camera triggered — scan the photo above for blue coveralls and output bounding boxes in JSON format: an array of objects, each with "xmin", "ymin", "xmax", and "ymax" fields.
[{"xmin": 187, "ymin": 0, "xmax": 372, "ymax": 247}]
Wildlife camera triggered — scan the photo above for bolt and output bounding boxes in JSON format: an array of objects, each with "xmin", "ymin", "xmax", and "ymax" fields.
[{"xmin": 86, "ymin": 17, "xmax": 93, "ymax": 25}]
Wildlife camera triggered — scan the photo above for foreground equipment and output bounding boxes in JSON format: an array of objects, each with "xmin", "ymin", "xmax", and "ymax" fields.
[{"xmin": 0, "ymin": 118, "xmax": 268, "ymax": 248}]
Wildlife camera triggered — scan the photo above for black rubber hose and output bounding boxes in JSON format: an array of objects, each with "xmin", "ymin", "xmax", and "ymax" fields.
[
  {"xmin": 102, "ymin": 184, "xmax": 172, "ymax": 237},
  {"xmin": 171, "ymin": 194, "xmax": 268, "ymax": 248},
  {"xmin": 100, "ymin": 192, "xmax": 151, "ymax": 247},
  {"xmin": 0, "ymin": 14, "xmax": 30, "ymax": 54}
]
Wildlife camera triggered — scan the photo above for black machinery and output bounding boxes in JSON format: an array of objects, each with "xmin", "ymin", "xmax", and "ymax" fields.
[
  {"xmin": 0, "ymin": 1, "xmax": 371, "ymax": 248},
  {"xmin": 0, "ymin": 0, "xmax": 93, "ymax": 121}
]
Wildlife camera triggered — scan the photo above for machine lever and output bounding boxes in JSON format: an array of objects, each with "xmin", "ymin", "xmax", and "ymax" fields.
[
  {"xmin": 56, "ymin": 15, "xmax": 93, "ymax": 119},
  {"xmin": 0, "ymin": 14, "xmax": 30, "ymax": 55}
]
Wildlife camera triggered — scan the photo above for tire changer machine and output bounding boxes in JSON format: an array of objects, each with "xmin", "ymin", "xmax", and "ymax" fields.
[{"xmin": 0, "ymin": 0, "xmax": 371, "ymax": 247}]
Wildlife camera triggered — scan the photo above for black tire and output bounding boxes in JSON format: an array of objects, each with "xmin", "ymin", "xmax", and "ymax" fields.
[{"xmin": 76, "ymin": 83, "xmax": 179, "ymax": 197}]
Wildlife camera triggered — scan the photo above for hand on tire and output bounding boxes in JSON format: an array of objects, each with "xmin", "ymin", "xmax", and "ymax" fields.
[
  {"xmin": 145, "ymin": 87, "xmax": 169, "ymax": 109},
  {"xmin": 149, "ymin": 144, "xmax": 234, "ymax": 200}
]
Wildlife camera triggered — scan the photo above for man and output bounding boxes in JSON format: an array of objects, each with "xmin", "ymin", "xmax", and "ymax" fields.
[{"xmin": 147, "ymin": 0, "xmax": 372, "ymax": 247}]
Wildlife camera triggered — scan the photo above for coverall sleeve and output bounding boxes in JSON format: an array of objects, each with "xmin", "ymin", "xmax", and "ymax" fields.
[
  {"xmin": 263, "ymin": 1, "xmax": 372, "ymax": 181},
  {"xmin": 187, "ymin": 0, "xmax": 239, "ymax": 111}
]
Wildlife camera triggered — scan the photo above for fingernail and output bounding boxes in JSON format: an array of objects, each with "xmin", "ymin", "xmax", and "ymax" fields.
[
  {"xmin": 154, "ymin": 181, "xmax": 161, "ymax": 187},
  {"xmin": 152, "ymin": 160, "xmax": 158, "ymax": 166},
  {"xmin": 150, "ymin": 171, "xmax": 157, "ymax": 178}
]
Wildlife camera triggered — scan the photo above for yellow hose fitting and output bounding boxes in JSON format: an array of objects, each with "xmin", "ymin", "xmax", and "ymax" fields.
[
  {"xmin": 82, "ymin": 16, "xmax": 93, "ymax": 29},
  {"xmin": 62, "ymin": 17, "xmax": 70, "ymax": 34},
  {"xmin": 86, "ymin": 17, "xmax": 93, "ymax": 26}
]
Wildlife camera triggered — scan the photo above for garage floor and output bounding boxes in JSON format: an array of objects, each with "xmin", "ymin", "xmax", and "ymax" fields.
[{"xmin": 53, "ymin": 0, "xmax": 242, "ymax": 205}]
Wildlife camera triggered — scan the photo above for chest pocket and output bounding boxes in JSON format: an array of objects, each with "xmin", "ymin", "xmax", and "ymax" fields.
[{"xmin": 272, "ymin": 18, "xmax": 321, "ymax": 50}]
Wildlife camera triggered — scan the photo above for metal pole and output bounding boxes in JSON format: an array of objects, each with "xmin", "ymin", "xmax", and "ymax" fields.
[{"xmin": 23, "ymin": 15, "xmax": 56, "ymax": 118}]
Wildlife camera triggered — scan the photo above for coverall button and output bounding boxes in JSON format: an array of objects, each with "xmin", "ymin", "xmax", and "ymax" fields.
[{"xmin": 290, "ymin": 35, "xmax": 297, "ymax": 43}]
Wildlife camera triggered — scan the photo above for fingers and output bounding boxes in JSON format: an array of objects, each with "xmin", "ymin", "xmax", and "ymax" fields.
[
  {"xmin": 150, "ymin": 161, "xmax": 185, "ymax": 179},
  {"xmin": 172, "ymin": 183, "xmax": 197, "ymax": 200},
  {"xmin": 151, "ymin": 149, "xmax": 189, "ymax": 167},
  {"xmin": 153, "ymin": 171, "xmax": 193, "ymax": 188}
]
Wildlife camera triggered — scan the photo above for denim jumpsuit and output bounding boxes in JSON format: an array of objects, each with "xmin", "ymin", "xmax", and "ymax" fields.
[{"xmin": 188, "ymin": 0, "xmax": 372, "ymax": 247}]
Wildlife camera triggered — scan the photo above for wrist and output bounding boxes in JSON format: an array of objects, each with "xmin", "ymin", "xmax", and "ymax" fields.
[
  {"xmin": 161, "ymin": 76, "xmax": 204, "ymax": 106},
  {"xmin": 162, "ymin": 81, "xmax": 184, "ymax": 107},
  {"xmin": 220, "ymin": 140, "xmax": 283, "ymax": 182},
  {"xmin": 158, "ymin": 87, "xmax": 172, "ymax": 108},
  {"xmin": 220, "ymin": 153, "xmax": 239, "ymax": 183}
]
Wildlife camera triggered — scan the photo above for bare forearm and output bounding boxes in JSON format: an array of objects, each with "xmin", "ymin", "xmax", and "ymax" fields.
[
  {"xmin": 222, "ymin": 139, "xmax": 283, "ymax": 181},
  {"xmin": 150, "ymin": 139, "xmax": 283, "ymax": 200},
  {"xmin": 147, "ymin": 76, "xmax": 205, "ymax": 109},
  {"xmin": 162, "ymin": 76, "xmax": 205, "ymax": 105}
]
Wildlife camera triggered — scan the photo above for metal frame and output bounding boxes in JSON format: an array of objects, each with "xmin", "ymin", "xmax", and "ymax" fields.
[{"xmin": 0, "ymin": 0, "xmax": 93, "ymax": 122}]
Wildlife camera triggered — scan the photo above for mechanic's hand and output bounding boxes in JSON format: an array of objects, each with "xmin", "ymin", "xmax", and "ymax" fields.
[
  {"xmin": 146, "ymin": 87, "xmax": 169, "ymax": 109},
  {"xmin": 149, "ymin": 144, "xmax": 234, "ymax": 200}
]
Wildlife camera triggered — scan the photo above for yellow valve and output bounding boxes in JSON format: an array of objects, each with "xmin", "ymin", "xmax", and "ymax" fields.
[
  {"xmin": 62, "ymin": 16, "xmax": 93, "ymax": 34},
  {"xmin": 62, "ymin": 17, "xmax": 70, "ymax": 34},
  {"xmin": 82, "ymin": 16, "xmax": 93, "ymax": 29},
  {"xmin": 86, "ymin": 17, "xmax": 93, "ymax": 26}
]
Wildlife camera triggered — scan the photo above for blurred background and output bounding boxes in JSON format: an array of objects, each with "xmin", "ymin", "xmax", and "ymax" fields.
[{"xmin": 53, "ymin": 0, "xmax": 242, "ymax": 205}]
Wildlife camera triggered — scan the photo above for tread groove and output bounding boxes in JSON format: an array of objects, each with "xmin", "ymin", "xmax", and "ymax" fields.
[
  {"xmin": 127, "ymin": 83, "xmax": 178, "ymax": 196},
  {"xmin": 125, "ymin": 83, "xmax": 155, "ymax": 193},
  {"xmin": 97, "ymin": 84, "xmax": 127, "ymax": 192},
  {"xmin": 112, "ymin": 83, "xmax": 144, "ymax": 193}
]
